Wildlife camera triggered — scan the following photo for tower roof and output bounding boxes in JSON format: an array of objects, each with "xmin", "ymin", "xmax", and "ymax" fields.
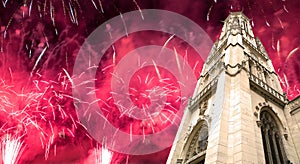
[
  {"xmin": 218, "ymin": 11, "xmax": 254, "ymax": 41},
  {"xmin": 225, "ymin": 12, "xmax": 250, "ymax": 22}
]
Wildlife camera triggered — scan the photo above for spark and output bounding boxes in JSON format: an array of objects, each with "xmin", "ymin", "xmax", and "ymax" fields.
[
  {"xmin": 271, "ymin": 33, "xmax": 275, "ymax": 50},
  {"xmin": 125, "ymin": 155, "xmax": 129, "ymax": 164},
  {"xmin": 90, "ymin": 0, "xmax": 104, "ymax": 13},
  {"xmin": 90, "ymin": 0, "xmax": 98, "ymax": 10},
  {"xmin": 119, "ymin": 105, "xmax": 135, "ymax": 118},
  {"xmin": 251, "ymin": 20, "xmax": 254, "ymax": 27},
  {"xmin": 8, "ymin": 68, "xmax": 12, "ymax": 81},
  {"xmin": 44, "ymin": 141, "xmax": 51, "ymax": 160},
  {"xmin": 285, "ymin": 47, "xmax": 299, "ymax": 63},
  {"xmin": 74, "ymin": 0, "xmax": 82, "ymax": 12},
  {"xmin": 63, "ymin": 68, "xmax": 74, "ymax": 87},
  {"xmin": 277, "ymin": 16, "xmax": 284, "ymax": 29},
  {"xmin": 181, "ymin": 50, "xmax": 188, "ymax": 71},
  {"xmin": 283, "ymin": 73, "xmax": 290, "ymax": 93},
  {"xmin": 137, "ymin": 75, "xmax": 142, "ymax": 84},
  {"xmin": 173, "ymin": 47, "xmax": 183, "ymax": 76},
  {"xmin": 32, "ymin": 80, "xmax": 41, "ymax": 91},
  {"xmin": 75, "ymin": 79, "xmax": 96, "ymax": 87},
  {"xmin": 50, "ymin": 0, "xmax": 56, "ymax": 28},
  {"xmin": 137, "ymin": 55, "xmax": 141, "ymax": 67},
  {"xmin": 4, "ymin": 16, "xmax": 13, "ymax": 39},
  {"xmin": 175, "ymin": 96, "xmax": 181, "ymax": 103},
  {"xmin": 276, "ymin": 40, "xmax": 280, "ymax": 57},
  {"xmin": 207, "ymin": 4, "xmax": 213, "ymax": 21},
  {"xmin": 69, "ymin": 114, "xmax": 77, "ymax": 129},
  {"xmin": 98, "ymin": 0, "xmax": 104, "ymax": 13},
  {"xmin": 164, "ymin": 105, "xmax": 177, "ymax": 116},
  {"xmin": 119, "ymin": 13, "xmax": 128, "ymax": 37},
  {"xmin": 40, "ymin": 136, "xmax": 44, "ymax": 149},
  {"xmin": 54, "ymin": 28, "xmax": 58, "ymax": 35},
  {"xmin": 147, "ymin": 77, "xmax": 154, "ymax": 86},
  {"xmin": 68, "ymin": 2, "xmax": 78, "ymax": 25},
  {"xmin": 67, "ymin": 128, "xmax": 74, "ymax": 137},
  {"xmin": 49, "ymin": 121, "xmax": 54, "ymax": 134},
  {"xmin": 150, "ymin": 123, "xmax": 155, "ymax": 134},
  {"xmin": 31, "ymin": 47, "xmax": 47, "ymax": 76},
  {"xmin": 95, "ymin": 111, "xmax": 110, "ymax": 129},
  {"xmin": 2, "ymin": 0, "xmax": 8, "ymax": 7},
  {"xmin": 152, "ymin": 60, "xmax": 162, "ymax": 80},
  {"xmin": 161, "ymin": 34, "xmax": 175, "ymax": 53},
  {"xmin": 142, "ymin": 127, "xmax": 145, "ymax": 143},
  {"xmin": 193, "ymin": 61, "xmax": 199, "ymax": 72},
  {"xmin": 111, "ymin": 128, "xmax": 119, "ymax": 142},
  {"xmin": 43, "ymin": 32, "xmax": 49, "ymax": 48},
  {"xmin": 37, "ymin": 2, "xmax": 42, "ymax": 18},
  {"xmin": 22, "ymin": 4, "xmax": 26, "ymax": 18},
  {"xmin": 61, "ymin": 0, "xmax": 67, "ymax": 17},
  {"xmin": 130, "ymin": 123, "xmax": 133, "ymax": 142},
  {"xmin": 54, "ymin": 144, "xmax": 56, "ymax": 156},
  {"xmin": 283, "ymin": 5, "xmax": 289, "ymax": 13},
  {"xmin": 76, "ymin": 121, "xmax": 88, "ymax": 131},
  {"xmin": 133, "ymin": 0, "xmax": 144, "ymax": 20},
  {"xmin": 43, "ymin": 0, "xmax": 47, "ymax": 16},
  {"xmin": 112, "ymin": 45, "xmax": 116, "ymax": 66},
  {"xmin": 110, "ymin": 72, "xmax": 125, "ymax": 84},
  {"xmin": 160, "ymin": 112, "xmax": 172, "ymax": 124},
  {"xmin": 145, "ymin": 73, "xmax": 150, "ymax": 84},
  {"xmin": 266, "ymin": 21, "xmax": 270, "ymax": 27},
  {"xmin": 28, "ymin": 0, "xmax": 33, "ymax": 16}
]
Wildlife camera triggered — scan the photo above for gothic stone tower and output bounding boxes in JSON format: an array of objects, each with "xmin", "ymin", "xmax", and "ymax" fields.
[{"xmin": 167, "ymin": 12, "xmax": 300, "ymax": 164}]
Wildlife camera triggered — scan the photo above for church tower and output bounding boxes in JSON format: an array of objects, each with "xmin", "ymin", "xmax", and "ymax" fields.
[{"xmin": 167, "ymin": 12, "xmax": 300, "ymax": 164}]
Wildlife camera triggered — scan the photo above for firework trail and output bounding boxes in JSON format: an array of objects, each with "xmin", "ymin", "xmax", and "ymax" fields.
[
  {"xmin": 1, "ymin": 135, "xmax": 24, "ymax": 164},
  {"xmin": 95, "ymin": 144, "xmax": 113, "ymax": 164}
]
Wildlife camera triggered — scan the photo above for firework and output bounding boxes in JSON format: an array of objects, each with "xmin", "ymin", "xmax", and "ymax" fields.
[
  {"xmin": 1, "ymin": 135, "xmax": 24, "ymax": 164},
  {"xmin": 0, "ymin": 0, "xmax": 299, "ymax": 163}
]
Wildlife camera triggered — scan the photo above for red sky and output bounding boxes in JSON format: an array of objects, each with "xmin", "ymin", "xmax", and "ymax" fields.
[{"xmin": 0, "ymin": 0, "xmax": 299, "ymax": 163}]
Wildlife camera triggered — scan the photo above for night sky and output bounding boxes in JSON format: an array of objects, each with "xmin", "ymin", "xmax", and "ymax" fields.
[{"xmin": 0, "ymin": 0, "xmax": 300, "ymax": 163}]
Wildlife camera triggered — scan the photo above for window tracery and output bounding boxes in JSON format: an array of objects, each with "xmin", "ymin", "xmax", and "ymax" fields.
[
  {"xmin": 185, "ymin": 124, "xmax": 208, "ymax": 162},
  {"xmin": 260, "ymin": 110, "xmax": 288, "ymax": 164}
]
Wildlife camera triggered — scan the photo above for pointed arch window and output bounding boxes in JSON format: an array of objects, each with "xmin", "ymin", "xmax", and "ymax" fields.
[
  {"xmin": 185, "ymin": 123, "xmax": 208, "ymax": 163},
  {"xmin": 260, "ymin": 111, "xmax": 288, "ymax": 164}
]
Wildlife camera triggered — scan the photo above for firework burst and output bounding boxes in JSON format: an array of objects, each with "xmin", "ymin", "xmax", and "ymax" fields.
[{"xmin": 1, "ymin": 134, "xmax": 25, "ymax": 164}]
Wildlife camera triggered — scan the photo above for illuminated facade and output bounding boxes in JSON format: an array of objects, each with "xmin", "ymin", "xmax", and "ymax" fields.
[{"xmin": 167, "ymin": 12, "xmax": 300, "ymax": 164}]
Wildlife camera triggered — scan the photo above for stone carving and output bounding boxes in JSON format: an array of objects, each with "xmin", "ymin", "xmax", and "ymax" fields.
[
  {"xmin": 256, "ymin": 38, "xmax": 268, "ymax": 55},
  {"xmin": 290, "ymin": 99, "xmax": 300, "ymax": 110},
  {"xmin": 199, "ymin": 100, "xmax": 208, "ymax": 116}
]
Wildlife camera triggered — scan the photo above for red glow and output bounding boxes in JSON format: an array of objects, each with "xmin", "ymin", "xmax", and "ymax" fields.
[{"xmin": 0, "ymin": 0, "xmax": 299, "ymax": 163}]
